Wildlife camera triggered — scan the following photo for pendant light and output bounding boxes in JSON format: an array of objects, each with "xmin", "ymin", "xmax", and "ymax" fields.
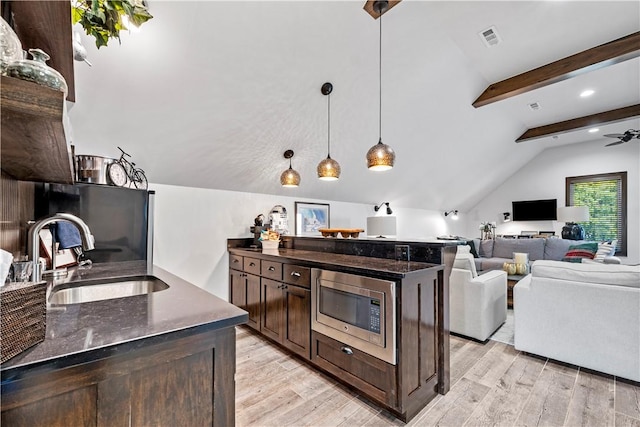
[
  {"xmin": 280, "ymin": 150, "xmax": 300, "ymax": 187},
  {"xmin": 366, "ymin": 0, "xmax": 395, "ymax": 171},
  {"xmin": 317, "ymin": 82, "xmax": 341, "ymax": 181}
]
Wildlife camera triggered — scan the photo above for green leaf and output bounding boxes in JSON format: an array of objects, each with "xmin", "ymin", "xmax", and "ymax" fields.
[{"xmin": 74, "ymin": 0, "xmax": 153, "ymax": 49}]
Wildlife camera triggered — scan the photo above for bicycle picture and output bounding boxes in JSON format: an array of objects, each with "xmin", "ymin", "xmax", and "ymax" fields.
[{"xmin": 107, "ymin": 147, "xmax": 148, "ymax": 190}]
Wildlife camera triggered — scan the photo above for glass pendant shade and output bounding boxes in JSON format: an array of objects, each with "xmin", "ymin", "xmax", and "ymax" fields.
[
  {"xmin": 280, "ymin": 166, "xmax": 300, "ymax": 187},
  {"xmin": 367, "ymin": 138, "xmax": 395, "ymax": 171},
  {"xmin": 317, "ymin": 156, "xmax": 340, "ymax": 181},
  {"xmin": 317, "ymin": 82, "xmax": 340, "ymax": 181},
  {"xmin": 366, "ymin": 0, "xmax": 395, "ymax": 172}
]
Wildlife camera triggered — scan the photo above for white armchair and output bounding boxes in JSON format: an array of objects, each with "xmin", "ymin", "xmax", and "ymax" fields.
[{"xmin": 450, "ymin": 248, "xmax": 507, "ymax": 341}]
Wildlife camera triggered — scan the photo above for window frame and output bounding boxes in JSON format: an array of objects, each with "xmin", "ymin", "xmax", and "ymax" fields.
[{"xmin": 565, "ymin": 171, "xmax": 627, "ymax": 256}]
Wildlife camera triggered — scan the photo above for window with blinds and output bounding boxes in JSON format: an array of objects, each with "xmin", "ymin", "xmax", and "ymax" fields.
[{"xmin": 566, "ymin": 172, "xmax": 627, "ymax": 256}]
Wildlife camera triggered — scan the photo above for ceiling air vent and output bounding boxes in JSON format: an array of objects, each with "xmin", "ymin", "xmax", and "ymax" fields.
[
  {"xmin": 479, "ymin": 26, "xmax": 502, "ymax": 48},
  {"xmin": 528, "ymin": 102, "xmax": 541, "ymax": 111}
]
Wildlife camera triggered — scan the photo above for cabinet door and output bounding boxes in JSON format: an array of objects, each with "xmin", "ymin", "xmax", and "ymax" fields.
[
  {"xmin": 282, "ymin": 284, "xmax": 311, "ymax": 359},
  {"xmin": 261, "ymin": 278, "xmax": 284, "ymax": 342},
  {"xmin": 229, "ymin": 269, "xmax": 246, "ymax": 309},
  {"xmin": 245, "ymin": 273, "xmax": 261, "ymax": 330}
]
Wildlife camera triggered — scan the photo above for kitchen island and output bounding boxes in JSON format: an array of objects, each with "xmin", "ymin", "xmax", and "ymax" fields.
[
  {"xmin": 228, "ymin": 242, "xmax": 454, "ymax": 422},
  {"xmin": 1, "ymin": 261, "xmax": 247, "ymax": 427}
]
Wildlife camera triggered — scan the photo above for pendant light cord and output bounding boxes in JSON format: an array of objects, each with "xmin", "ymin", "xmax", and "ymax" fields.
[
  {"xmin": 379, "ymin": 5, "xmax": 382, "ymax": 141},
  {"xmin": 327, "ymin": 93, "xmax": 331, "ymax": 157}
]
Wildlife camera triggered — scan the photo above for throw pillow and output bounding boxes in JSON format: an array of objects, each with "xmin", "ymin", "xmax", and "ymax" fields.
[
  {"xmin": 562, "ymin": 242, "xmax": 598, "ymax": 263},
  {"xmin": 467, "ymin": 240, "xmax": 479, "ymax": 258},
  {"xmin": 594, "ymin": 240, "xmax": 617, "ymax": 262},
  {"xmin": 479, "ymin": 240, "xmax": 494, "ymax": 258}
]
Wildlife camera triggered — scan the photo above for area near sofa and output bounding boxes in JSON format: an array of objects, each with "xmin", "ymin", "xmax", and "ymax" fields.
[
  {"xmin": 469, "ymin": 237, "xmax": 621, "ymax": 307},
  {"xmin": 514, "ymin": 260, "xmax": 640, "ymax": 382}
]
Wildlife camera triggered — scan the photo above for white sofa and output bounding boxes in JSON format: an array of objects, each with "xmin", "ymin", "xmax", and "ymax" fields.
[
  {"xmin": 450, "ymin": 248, "xmax": 507, "ymax": 341},
  {"xmin": 514, "ymin": 260, "xmax": 640, "ymax": 382}
]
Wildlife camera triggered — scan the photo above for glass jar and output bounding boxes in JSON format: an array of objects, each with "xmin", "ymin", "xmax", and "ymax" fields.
[
  {"xmin": 0, "ymin": 17, "xmax": 23, "ymax": 76},
  {"xmin": 5, "ymin": 48, "xmax": 68, "ymax": 95}
]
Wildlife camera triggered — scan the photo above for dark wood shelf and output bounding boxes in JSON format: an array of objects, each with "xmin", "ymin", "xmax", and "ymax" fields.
[
  {"xmin": 3, "ymin": 0, "xmax": 75, "ymax": 102},
  {"xmin": 1, "ymin": 76, "xmax": 74, "ymax": 184}
]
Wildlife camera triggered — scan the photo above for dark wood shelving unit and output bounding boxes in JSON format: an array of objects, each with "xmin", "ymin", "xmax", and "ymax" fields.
[{"xmin": 1, "ymin": 76, "xmax": 73, "ymax": 184}]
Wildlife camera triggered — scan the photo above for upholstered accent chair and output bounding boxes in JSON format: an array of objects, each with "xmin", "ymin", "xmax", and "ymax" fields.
[{"xmin": 450, "ymin": 246, "xmax": 507, "ymax": 341}]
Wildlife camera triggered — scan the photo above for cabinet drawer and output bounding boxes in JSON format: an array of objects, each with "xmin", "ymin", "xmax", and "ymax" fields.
[
  {"xmin": 229, "ymin": 254, "xmax": 243, "ymax": 270},
  {"xmin": 261, "ymin": 260, "xmax": 282, "ymax": 281},
  {"xmin": 283, "ymin": 265, "xmax": 311, "ymax": 288},
  {"xmin": 311, "ymin": 331, "xmax": 396, "ymax": 409},
  {"xmin": 244, "ymin": 257, "xmax": 261, "ymax": 276}
]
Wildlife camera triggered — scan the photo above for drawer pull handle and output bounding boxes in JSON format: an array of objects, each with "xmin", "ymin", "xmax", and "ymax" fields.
[
  {"xmin": 249, "ymin": 262, "xmax": 256, "ymax": 267},
  {"xmin": 233, "ymin": 259, "xmax": 239, "ymax": 263},
  {"xmin": 268, "ymin": 266, "xmax": 275, "ymax": 271},
  {"xmin": 341, "ymin": 346, "xmax": 354, "ymax": 356},
  {"xmin": 291, "ymin": 271, "xmax": 301, "ymax": 277}
]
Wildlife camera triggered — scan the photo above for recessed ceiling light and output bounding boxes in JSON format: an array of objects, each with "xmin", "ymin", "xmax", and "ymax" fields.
[
  {"xmin": 580, "ymin": 89, "xmax": 595, "ymax": 98},
  {"xmin": 588, "ymin": 128, "xmax": 599, "ymax": 133}
]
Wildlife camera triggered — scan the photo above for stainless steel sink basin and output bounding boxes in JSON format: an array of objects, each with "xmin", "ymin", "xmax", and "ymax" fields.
[{"xmin": 48, "ymin": 277, "xmax": 169, "ymax": 305}]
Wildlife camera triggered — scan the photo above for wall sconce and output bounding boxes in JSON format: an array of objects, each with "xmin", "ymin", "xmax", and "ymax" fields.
[
  {"xmin": 503, "ymin": 212, "xmax": 511, "ymax": 222},
  {"xmin": 374, "ymin": 202, "xmax": 392, "ymax": 214},
  {"xmin": 280, "ymin": 150, "xmax": 300, "ymax": 187},
  {"xmin": 444, "ymin": 210, "xmax": 458, "ymax": 220}
]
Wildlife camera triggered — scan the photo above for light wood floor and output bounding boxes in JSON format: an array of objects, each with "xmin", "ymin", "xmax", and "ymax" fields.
[{"xmin": 235, "ymin": 326, "xmax": 640, "ymax": 426}]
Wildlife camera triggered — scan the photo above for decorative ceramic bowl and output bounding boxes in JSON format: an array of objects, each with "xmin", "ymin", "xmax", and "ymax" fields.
[{"xmin": 319, "ymin": 228, "xmax": 364, "ymax": 238}]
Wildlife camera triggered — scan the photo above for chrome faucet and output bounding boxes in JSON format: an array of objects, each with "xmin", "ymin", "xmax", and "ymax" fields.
[{"xmin": 28, "ymin": 213, "xmax": 95, "ymax": 282}]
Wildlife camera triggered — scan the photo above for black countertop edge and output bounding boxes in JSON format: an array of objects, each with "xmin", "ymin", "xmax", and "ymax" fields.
[
  {"xmin": 229, "ymin": 248, "xmax": 443, "ymax": 279},
  {"xmin": 284, "ymin": 235, "xmax": 468, "ymax": 245},
  {"xmin": 0, "ymin": 261, "xmax": 247, "ymax": 376},
  {"xmin": 0, "ymin": 319, "xmax": 245, "ymax": 384}
]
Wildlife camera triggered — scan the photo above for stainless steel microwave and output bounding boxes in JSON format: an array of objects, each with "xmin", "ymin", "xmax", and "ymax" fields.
[{"xmin": 311, "ymin": 269, "xmax": 396, "ymax": 365}]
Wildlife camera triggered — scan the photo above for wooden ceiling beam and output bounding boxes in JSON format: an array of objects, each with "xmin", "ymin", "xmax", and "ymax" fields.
[
  {"xmin": 516, "ymin": 104, "xmax": 640, "ymax": 143},
  {"xmin": 473, "ymin": 32, "xmax": 640, "ymax": 108}
]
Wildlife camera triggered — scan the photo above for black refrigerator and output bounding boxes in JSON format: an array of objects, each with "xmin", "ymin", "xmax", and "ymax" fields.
[{"xmin": 34, "ymin": 183, "xmax": 154, "ymax": 264}]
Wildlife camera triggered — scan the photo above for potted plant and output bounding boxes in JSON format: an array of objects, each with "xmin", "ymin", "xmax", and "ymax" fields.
[{"xmin": 72, "ymin": 0, "xmax": 153, "ymax": 49}]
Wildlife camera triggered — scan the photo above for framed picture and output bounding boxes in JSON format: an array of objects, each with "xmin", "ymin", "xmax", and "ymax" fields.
[
  {"xmin": 538, "ymin": 231, "xmax": 555, "ymax": 237},
  {"xmin": 295, "ymin": 202, "xmax": 330, "ymax": 236}
]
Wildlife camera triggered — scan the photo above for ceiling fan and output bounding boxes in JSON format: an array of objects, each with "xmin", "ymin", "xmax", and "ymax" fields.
[{"xmin": 603, "ymin": 129, "xmax": 640, "ymax": 146}]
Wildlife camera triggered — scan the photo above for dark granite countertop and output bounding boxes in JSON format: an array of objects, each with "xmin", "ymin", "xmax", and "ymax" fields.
[
  {"xmin": 1, "ymin": 261, "xmax": 247, "ymax": 379},
  {"xmin": 229, "ymin": 247, "xmax": 442, "ymax": 279}
]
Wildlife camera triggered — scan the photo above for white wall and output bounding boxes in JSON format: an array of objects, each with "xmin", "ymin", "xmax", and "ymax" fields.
[
  {"xmin": 462, "ymin": 140, "xmax": 640, "ymax": 263},
  {"xmin": 149, "ymin": 184, "xmax": 453, "ymax": 298}
]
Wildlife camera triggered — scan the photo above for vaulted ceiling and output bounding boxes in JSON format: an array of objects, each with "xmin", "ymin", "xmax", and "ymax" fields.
[{"xmin": 68, "ymin": 1, "xmax": 640, "ymax": 211}]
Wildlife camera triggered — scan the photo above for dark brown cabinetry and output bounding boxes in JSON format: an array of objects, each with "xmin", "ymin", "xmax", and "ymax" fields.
[
  {"xmin": 227, "ymin": 247, "xmax": 452, "ymax": 422},
  {"xmin": 0, "ymin": 1, "xmax": 76, "ymax": 184},
  {"xmin": 1, "ymin": 327, "xmax": 236, "ymax": 427},
  {"xmin": 312, "ymin": 331, "xmax": 397, "ymax": 407},
  {"xmin": 260, "ymin": 266, "xmax": 311, "ymax": 359},
  {"xmin": 1, "ymin": 76, "xmax": 74, "ymax": 183},
  {"xmin": 229, "ymin": 253, "xmax": 311, "ymax": 359},
  {"xmin": 229, "ymin": 255, "xmax": 260, "ymax": 330}
]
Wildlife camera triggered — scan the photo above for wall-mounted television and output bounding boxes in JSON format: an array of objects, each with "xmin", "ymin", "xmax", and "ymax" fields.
[{"xmin": 512, "ymin": 199, "xmax": 557, "ymax": 221}]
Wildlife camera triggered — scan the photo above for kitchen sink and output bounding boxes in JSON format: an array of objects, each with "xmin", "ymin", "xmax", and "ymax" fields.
[{"xmin": 48, "ymin": 277, "xmax": 169, "ymax": 305}]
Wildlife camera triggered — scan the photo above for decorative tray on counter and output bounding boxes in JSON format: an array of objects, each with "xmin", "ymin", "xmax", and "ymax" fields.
[{"xmin": 318, "ymin": 228, "xmax": 365, "ymax": 238}]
